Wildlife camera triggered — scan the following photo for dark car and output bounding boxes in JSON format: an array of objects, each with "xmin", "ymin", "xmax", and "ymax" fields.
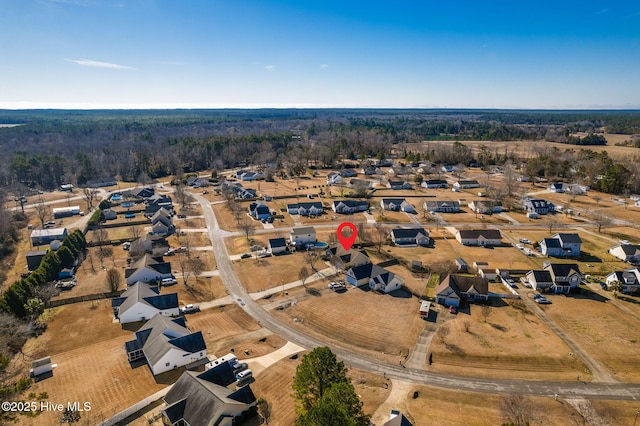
[{"xmin": 240, "ymin": 253, "xmax": 251, "ymax": 259}]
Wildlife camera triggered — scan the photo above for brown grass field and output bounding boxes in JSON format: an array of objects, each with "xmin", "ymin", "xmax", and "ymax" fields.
[
  {"xmin": 427, "ymin": 299, "xmax": 590, "ymax": 381},
  {"xmin": 272, "ymin": 284, "xmax": 425, "ymax": 364},
  {"xmin": 542, "ymin": 291, "xmax": 640, "ymax": 382}
]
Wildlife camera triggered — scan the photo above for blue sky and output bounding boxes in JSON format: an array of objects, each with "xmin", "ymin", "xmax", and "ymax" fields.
[{"xmin": 1, "ymin": 0, "xmax": 639, "ymax": 109}]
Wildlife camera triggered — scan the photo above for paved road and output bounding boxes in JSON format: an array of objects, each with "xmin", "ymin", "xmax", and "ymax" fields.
[{"xmin": 194, "ymin": 193, "xmax": 640, "ymax": 400}]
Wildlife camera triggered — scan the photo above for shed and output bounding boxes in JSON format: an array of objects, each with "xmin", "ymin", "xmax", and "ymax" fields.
[
  {"xmin": 30, "ymin": 356, "xmax": 53, "ymax": 377},
  {"xmin": 419, "ymin": 301, "xmax": 431, "ymax": 319},
  {"xmin": 26, "ymin": 250, "xmax": 47, "ymax": 271},
  {"xmin": 455, "ymin": 258, "xmax": 469, "ymax": 273}
]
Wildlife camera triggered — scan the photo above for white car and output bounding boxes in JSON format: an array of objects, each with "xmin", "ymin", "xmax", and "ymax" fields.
[
  {"xmin": 516, "ymin": 244, "xmax": 524, "ymax": 250},
  {"xmin": 161, "ymin": 277, "xmax": 177, "ymax": 286}
]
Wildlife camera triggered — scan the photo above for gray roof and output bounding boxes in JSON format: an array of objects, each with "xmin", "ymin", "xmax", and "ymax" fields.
[
  {"xmin": 424, "ymin": 200, "xmax": 460, "ymax": 210},
  {"xmin": 291, "ymin": 226, "xmax": 316, "ymax": 236},
  {"xmin": 457, "ymin": 229, "xmax": 502, "ymax": 240},
  {"xmin": 617, "ymin": 244, "xmax": 640, "ymax": 255},
  {"xmin": 125, "ymin": 254, "xmax": 172, "ymax": 278},
  {"xmin": 30, "ymin": 228, "xmax": 67, "ymax": 238},
  {"xmin": 391, "ymin": 227, "xmax": 428, "ymax": 240},
  {"xmin": 133, "ymin": 315, "xmax": 206, "ymax": 368},
  {"xmin": 111, "ymin": 283, "xmax": 178, "ymax": 314},
  {"xmin": 436, "ymin": 274, "xmax": 489, "ymax": 297},
  {"xmin": 545, "ymin": 263, "xmax": 581, "ymax": 278},
  {"xmin": 554, "ymin": 233, "xmax": 582, "ymax": 244},
  {"xmin": 163, "ymin": 370, "xmax": 256, "ymax": 426}
]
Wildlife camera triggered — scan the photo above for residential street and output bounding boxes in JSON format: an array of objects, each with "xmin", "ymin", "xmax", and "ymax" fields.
[{"xmin": 194, "ymin": 193, "xmax": 640, "ymax": 401}]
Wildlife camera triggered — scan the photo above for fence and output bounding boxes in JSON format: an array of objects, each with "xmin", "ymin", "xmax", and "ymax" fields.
[
  {"xmin": 97, "ymin": 386, "xmax": 172, "ymax": 426},
  {"xmin": 47, "ymin": 291, "xmax": 122, "ymax": 308}
]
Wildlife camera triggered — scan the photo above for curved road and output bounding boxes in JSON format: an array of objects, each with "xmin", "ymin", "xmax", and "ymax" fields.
[{"xmin": 195, "ymin": 194, "xmax": 640, "ymax": 400}]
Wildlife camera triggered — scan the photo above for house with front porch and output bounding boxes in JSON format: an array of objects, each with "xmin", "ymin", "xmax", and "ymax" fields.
[
  {"xmin": 423, "ymin": 200, "xmax": 460, "ymax": 213},
  {"xmin": 523, "ymin": 198, "xmax": 552, "ymax": 215},
  {"xmin": 287, "ymin": 202, "xmax": 323, "ymax": 216},
  {"xmin": 381, "ymin": 198, "xmax": 414, "ymax": 213},
  {"xmin": 421, "ymin": 179, "xmax": 449, "ymax": 189},
  {"xmin": 332, "ymin": 199, "xmax": 368, "ymax": 214},
  {"xmin": 544, "ymin": 262, "xmax": 582, "ymax": 293},
  {"xmin": 390, "ymin": 227, "xmax": 430, "ymax": 247}
]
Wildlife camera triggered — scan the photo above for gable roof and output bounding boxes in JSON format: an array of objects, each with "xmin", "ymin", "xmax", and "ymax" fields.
[
  {"xmin": 435, "ymin": 274, "xmax": 489, "ymax": 298},
  {"xmin": 125, "ymin": 254, "xmax": 172, "ymax": 278},
  {"xmin": 457, "ymin": 229, "xmax": 502, "ymax": 240},
  {"xmin": 613, "ymin": 244, "xmax": 640, "ymax": 255},
  {"xmin": 554, "ymin": 233, "xmax": 582, "ymax": 244},
  {"xmin": 545, "ymin": 263, "xmax": 582, "ymax": 278},
  {"xmin": 381, "ymin": 198, "xmax": 407, "ymax": 207},
  {"xmin": 111, "ymin": 282, "xmax": 178, "ymax": 314},
  {"xmin": 291, "ymin": 226, "xmax": 316, "ymax": 236},
  {"xmin": 268, "ymin": 238, "xmax": 287, "ymax": 248},
  {"xmin": 133, "ymin": 315, "xmax": 206, "ymax": 367},
  {"xmin": 391, "ymin": 227, "xmax": 428, "ymax": 240},
  {"xmin": 526, "ymin": 270, "xmax": 553, "ymax": 283},
  {"xmin": 163, "ymin": 370, "xmax": 256, "ymax": 426},
  {"xmin": 541, "ymin": 238, "xmax": 562, "ymax": 248},
  {"xmin": 424, "ymin": 200, "xmax": 460, "ymax": 210}
]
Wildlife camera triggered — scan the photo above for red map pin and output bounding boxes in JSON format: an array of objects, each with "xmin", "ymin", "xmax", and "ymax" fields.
[{"xmin": 337, "ymin": 222, "xmax": 358, "ymax": 251}]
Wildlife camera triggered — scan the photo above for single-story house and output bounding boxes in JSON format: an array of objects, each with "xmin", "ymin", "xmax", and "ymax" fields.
[
  {"xmin": 131, "ymin": 234, "xmax": 169, "ymax": 255},
  {"xmin": 124, "ymin": 315, "xmax": 207, "ymax": 375},
  {"xmin": 340, "ymin": 168, "xmax": 358, "ymax": 178},
  {"xmin": 609, "ymin": 243, "xmax": 640, "ymax": 263},
  {"xmin": 421, "ymin": 179, "xmax": 449, "ymax": 189},
  {"xmin": 325, "ymin": 245, "xmax": 370, "ymax": 270},
  {"xmin": 346, "ymin": 262, "xmax": 377, "ymax": 287},
  {"xmin": 248, "ymin": 202, "xmax": 271, "ymax": 220},
  {"xmin": 332, "ymin": 199, "xmax": 368, "ymax": 214},
  {"xmin": 381, "ymin": 198, "xmax": 414, "ymax": 213},
  {"xmin": 455, "ymin": 229, "xmax": 502, "ymax": 246},
  {"xmin": 544, "ymin": 262, "xmax": 582, "ymax": 293},
  {"xmin": 548, "ymin": 182, "xmax": 566, "ymax": 193},
  {"xmin": 290, "ymin": 226, "xmax": 316, "ymax": 247},
  {"xmin": 125, "ymin": 254, "xmax": 173, "ymax": 285},
  {"xmin": 386, "ymin": 180, "xmax": 412, "ymax": 190},
  {"xmin": 86, "ymin": 176, "xmax": 117, "ymax": 188},
  {"xmin": 468, "ymin": 200, "xmax": 501, "ymax": 214},
  {"xmin": 348, "ymin": 178, "xmax": 375, "ymax": 190},
  {"xmin": 26, "ymin": 250, "xmax": 47, "ymax": 271},
  {"xmin": 111, "ymin": 282, "xmax": 179, "ymax": 324},
  {"xmin": 390, "ymin": 227, "xmax": 430, "ymax": 247},
  {"xmin": 453, "ymin": 180, "xmax": 481, "ymax": 189},
  {"xmin": 423, "ymin": 200, "xmax": 460, "ymax": 213},
  {"xmin": 361, "ymin": 166, "xmax": 383, "ymax": 175},
  {"xmin": 162, "ymin": 369, "xmax": 257, "ymax": 426},
  {"xmin": 435, "ymin": 274, "xmax": 489, "ymax": 307},
  {"xmin": 103, "ymin": 208, "xmax": 118, "ymax": 220},
  {"xmin": 523, "ymin": 198, "xmax": 552, "ymax": 215},
  {"xmin": 524, "ymin": 270, "xmax": 554, "ymax": 292},
  {"xmin": 605, "ymin": 269, "xmax": 640, "ymax": 294},
  {"xmin": 53, "ymin": 206, "xmax": 80, "ymax": 219},
  {"xmin": 287, "ymin": 202, "xmax": 323, "ymax": 216},
  {"xmin": 123, "ymin": 187, "xmax": 155, "ymax": 199},
  {"xmin": 146, "ymin": 194, "xmax": 173, "ymax": 206},
  {"xmin": 31, "ymin": 228, "xmax": 68, "ymax": 246},
  {"xmin": 268, "ymin": 238, "xmax": 288, "ymax": 255},
  {"xmin": 368, "ymin": 266, "xmax": 404, "ymax": 293}
]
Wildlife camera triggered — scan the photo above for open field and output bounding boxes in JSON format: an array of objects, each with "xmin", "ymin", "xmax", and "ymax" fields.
[
  {"xmin": 542, "ymin": 290, "xmax": 640, "ymax": 382},
  {"xmin": 427, "ymin": 299, "xmax": 591, "ymax": 381},
  {"xmin": 272, "ymin": 283, "xmax": 425, "ymax": 364},
  {"xmin": 13, "ymin": 301, "xmax": 173, "ymax": 425}
]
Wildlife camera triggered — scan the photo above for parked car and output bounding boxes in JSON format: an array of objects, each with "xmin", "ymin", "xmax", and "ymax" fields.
[
  {"xmin": 181, "ymin": 304, "xmax": 199, "ymax": 314},
  {"xmin": 449, "ymin": 305, "xmax": 458, "ymax": 314},
  {"xmin": 536, "ymin": 297, "xmax": 552, "ymax": 304},
  {"xmin": 161, "ymin": 277, "xmax": 177, "ymax": 286},
  {"xmin": 232, "ymin": 362, "xmax": 248, "ymax": 373},
  {"xmin": 532, "ymin": 293, "xmax": 543, "ymax": 300},
  {"xmin": 240, "ymin": 253, "xmax": 251, "ymax": 259},
  {"xmin": 516, "ymin": 244, "xmax": 524, "ymax": 250}
]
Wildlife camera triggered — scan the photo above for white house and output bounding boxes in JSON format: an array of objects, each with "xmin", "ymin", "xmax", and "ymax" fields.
[
  {"xmin": 369, "ymin": 267, "xmax": 404, "ymax": 293},
  {"xmin": 290, "ymin": 226, "xmax": 316, "ymax": 247},
  {"xmin": 381, "ymin": 198, "xmax": 414, "ymax": 213},
  {"xmin": 540, "ymin": 233, "xmax": 582, "ymax": 257},
  {"xmin": 111, "ymin": 282, "xmax": 179, "ymax": 324},
  {"xmin": 453, "ymin": 180, "xmax": 481, "ymax": 189},
  {"xmin": 423, "ymin": 200, "xmax": 460, "ymax": 213},
  {"xmin": 332, "ymin": 199, "xmax": 368, "ymax": 214},
  {"xmin": 524, "ymin": 270, "xmax": 554, "ymax": 292},
  {"xmin": 390, "ymin": 227, "xmax": 429, "ymax": 247},
  {"xmin": 125, "ymin": 254, "xmax": 173, "ymax": 285},
  {"xmin": 544, "ymin": 263, "xmax": 582, "ymax": 293},
  {"xmin": 326, "ymin": 172, "xmax": 343, "ymax": 185},
  {"xmin": 455, "ymin": 229, "xmax": 502, "ymax": 246},
  {"xmin": 268, "ymin": 238, "xmax": 288, "ymax": 255},
  {"xmin": 605, "ymin": 269, "xmax": 640, "ymax": 294},
  {"xmin": 287, "ymin": 202, "xmax": 323, "ymax": 216},
  {"xmin": 124, "ymin": 315, "xmax": 207, "ymax": 376},
  {"xmin": 609, "ymin": 244, "xmax": 640, "ymax": 263},
  {"xmin": 435, "ymin": 274, "xmax": 489, "ymax": 307},
  {"xmin": 30, "ymin": 228, "xmax": 68, "ymax": 246},
  {"xmin": 421, "ymin": 179, "xmax": 449, "ymax": 189}
]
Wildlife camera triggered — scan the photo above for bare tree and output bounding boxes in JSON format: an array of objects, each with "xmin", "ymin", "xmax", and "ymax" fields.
[
  {"xmin": 590, "ymin": 211, "xmax": 611, "ymax": 233},
  {"xmin": 98, "ymin": 246, "xmax": 113, "ymax": 268},
  {"xmin": 176, "ymin": 226, "xmax": 193, "ymax": 256},
  {"xmin": 238, "ymin": 218, "xmax": 254, "ymax": 241},
  {"xmin": 82, "ymin": 187, "xmax": 99, "ymax": 211},
  {"xmin": 304, "ymin": 251, "xmax": 320, "ymax": 273},
  {"xmin": 94, "ymin": 227, "xmax": 108, "ymax": 252},
  {"xmin": 298, "ymin": 266, "xmax": 310, "ymax": 287},
  {"xmin": 34, "ymin": 197, "xmax": 50, "ymax": 228},
  {"xmin": 356, "ymin": 221, "xmax": 368, "ymax": 245},
  {"xmin": 129, "ymin": 225, "xmax": 142, "ymax": 241},
  {"xmin": 174, "ymin": 183, "xmax": 194, "ymax": 209},
  {"xmin": 500, "ymin": 394, "xmax": 536, "ymax": 426},
  {"xmin": 372, "ymin": 222, "xmax": 387, "ymax": 253},
  {"xmin": 544, "ymin": 213, "xmax": 559, "ymax": 234},
  {"xmin": 106, "ymin": 268, "xmax": 122, "ymax": 292}
]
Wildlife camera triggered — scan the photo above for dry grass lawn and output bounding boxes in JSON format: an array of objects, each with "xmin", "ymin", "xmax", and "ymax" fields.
[
  {"xmin": 272, "ymin": 284, "xmax": 425, "ymax": 364},
  {"xmin": 428, "ymin": 299, "xmax": 590, "ymax": 381},
  {"xmin": 542, "ymin": 291, "xmax": 640, "ymax": 381}
]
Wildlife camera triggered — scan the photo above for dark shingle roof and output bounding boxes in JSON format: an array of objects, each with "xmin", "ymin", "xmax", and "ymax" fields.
[
  {"xmin": 457, "ymin": 229, "xmax": 502, "ymax": 240},
  {"xmin": 555, "ymin": 233, "xmax": 582, "ymax": 244},
  {"xmin": 391, "ymin": 227, "xmax": 428, "ymax": 240},
  {"xmin": 268, "ymin": 238, "xmax": 287, "ymax": 248},
  {"xmin": 542, "ymin": 238, "xmax": 562, "ymax": 248},
  {"xmin": 545, "ymin": 263, "xmax": 581, "ymax": 278}
]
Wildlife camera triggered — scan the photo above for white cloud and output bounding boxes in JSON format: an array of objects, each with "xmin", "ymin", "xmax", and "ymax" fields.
[
  {"xmin": 65, "ymin": 58, "xmax": 135, "ymax": 70},
  {"xmin": 596, "ymin": 8, "xmax": 608, "ymax": 14},
  {"xmin": 264, "ymin": 65, "xmax": 275, "ymax": 71},
  {"xmin": 320, "ymin": 64, "xmax": 329, "ymax": 69}
]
